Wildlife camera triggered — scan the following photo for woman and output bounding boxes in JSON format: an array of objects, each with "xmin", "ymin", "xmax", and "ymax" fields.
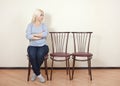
[{"xmin": 26, "ymin": 9, "xmax": 49, "ymax": 83}]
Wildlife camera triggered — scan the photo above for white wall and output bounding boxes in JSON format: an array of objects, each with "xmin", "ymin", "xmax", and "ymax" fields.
[{"xmin": 0, "ymin": 0, "xmax": 120, "ymax": 67}]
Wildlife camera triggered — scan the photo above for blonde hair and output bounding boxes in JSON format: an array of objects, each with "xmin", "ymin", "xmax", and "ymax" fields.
[{"xmin": 31, "ymin": 9, "xmax": 44, "ymax": 23}]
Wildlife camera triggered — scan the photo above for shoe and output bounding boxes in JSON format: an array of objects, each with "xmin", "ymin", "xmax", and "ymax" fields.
[
  {"xmin": 37, "ymin": 74, "xmax": 46, "ymax": 83},
  {"xmin": 31, "ymin": 73, "xmax": 37, "ymax": 81}
]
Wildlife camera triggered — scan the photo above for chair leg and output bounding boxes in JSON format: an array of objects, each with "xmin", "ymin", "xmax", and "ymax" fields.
[
  {"xmin": 50, "ymin": 59, "xmax": 54, "ymax": 80},
  {"xmin": 88, "ymin": 59, "xmax": 92, "ymax": 80},
  {"xmin": 44, "ymin": 59, "xmax": 49, "ymax": 80},
  {"xmin": 66, "ymin": 59, "xmax": 68, "ymax": 75},
  {"xmin": 67, "ymin": 59, "xmax": 71, "ymax": 80},
  {"xmin": 72, "ymin": 57, "xmax": 75, "ymax": 80},
  {"xmin": 27, "ymin": 60, "xmax": 31, "ymax": 81}
]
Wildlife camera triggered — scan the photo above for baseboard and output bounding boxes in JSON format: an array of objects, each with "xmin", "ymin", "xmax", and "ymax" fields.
[{"xmin": 0, "ymin": 67, "xmax": 120, "ymax": 69}]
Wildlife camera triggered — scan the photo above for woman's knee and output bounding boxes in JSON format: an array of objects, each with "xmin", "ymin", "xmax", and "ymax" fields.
[{"xmin": 27, "ymin": 46, "xmax": 37, "ymax": 59}]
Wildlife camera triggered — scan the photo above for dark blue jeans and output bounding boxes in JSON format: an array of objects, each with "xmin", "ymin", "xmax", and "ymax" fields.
[{"xmin": 27, "ymin": 45, "xmax": 49, "ymax": 76}]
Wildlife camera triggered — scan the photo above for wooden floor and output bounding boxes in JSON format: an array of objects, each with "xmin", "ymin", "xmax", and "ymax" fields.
[{"xmin": 0, "ymin": 69, "xmax": 120, "ymax": 86}]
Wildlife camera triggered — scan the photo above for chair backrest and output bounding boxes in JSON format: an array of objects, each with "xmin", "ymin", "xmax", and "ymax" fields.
[
  {"xmin": 49, "ymin": 32, "xmax": 70, "ymax": 53},
  {"xmin": 72, "ymin": 32, "xmax": 92, "ymax": 53}
]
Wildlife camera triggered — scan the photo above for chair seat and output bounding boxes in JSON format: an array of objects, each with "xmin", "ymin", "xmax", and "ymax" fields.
[
  {"xmin": 50, "ymin": 52, "xmax": 71, "ymax": 57},
  {"xmin": 72, "ymin": 52, "xmax": 93, "ymax": 57}
]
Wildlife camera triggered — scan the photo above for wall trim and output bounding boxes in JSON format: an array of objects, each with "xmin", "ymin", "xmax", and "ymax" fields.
[{"xmin": 0, "ymin": 67, "xmax": 120, "ymax": 69}]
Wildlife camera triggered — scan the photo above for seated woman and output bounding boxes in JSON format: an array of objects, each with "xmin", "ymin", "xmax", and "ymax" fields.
[{"xmin": 26, "ymin": 9, "xmax": 49, "ymax": 83}]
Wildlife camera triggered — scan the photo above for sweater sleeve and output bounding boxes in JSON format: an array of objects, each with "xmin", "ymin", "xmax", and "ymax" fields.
[
  {"xmin": 26, "ymin": 23, "xmax": 33, "ymax": 40},
  {"xmin": 42, "ymin": 23, "xmax": 48, "ymax": 38}
]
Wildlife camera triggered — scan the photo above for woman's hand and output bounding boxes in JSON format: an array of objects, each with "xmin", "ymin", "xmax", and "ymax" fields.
[
  {"xmin": 34, "ymin": 33, "xmax": 42, "ymax": 38},
  {"xmin": 32, "ymin": 33, "xmax": 43, "ymax": 40}
]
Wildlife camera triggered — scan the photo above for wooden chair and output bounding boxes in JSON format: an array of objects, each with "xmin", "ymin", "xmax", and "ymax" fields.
[
  {"xmin": 49, "ymin": 32, "xmax": 71, "ymax": 80},
  {"xmin": 71, "ymin": 32, "xmax": 93, "ymax": 80},
  {"xmin": 27, "ymin": 54, "xmax": 49, "ymax": 81}
]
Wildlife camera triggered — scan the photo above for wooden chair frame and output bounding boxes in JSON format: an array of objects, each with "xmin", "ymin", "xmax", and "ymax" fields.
[
  {"xmin": 71, "ymin": 32, "xmax": 93, "ymax": 80},
  {"xmin": 49, "ymin": 32, "xmax": 71, "ymax": 80}
]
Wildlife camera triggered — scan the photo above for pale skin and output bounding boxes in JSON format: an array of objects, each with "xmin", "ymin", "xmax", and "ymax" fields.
[{"xmin": 32, "ymin": 11, "xmax": 44, "ymax": 40}]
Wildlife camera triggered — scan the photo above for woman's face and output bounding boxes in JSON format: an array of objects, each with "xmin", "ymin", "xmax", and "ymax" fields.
[{"xmin": 36, "ymin": 11, "xmax": 44, "ymax": 22}]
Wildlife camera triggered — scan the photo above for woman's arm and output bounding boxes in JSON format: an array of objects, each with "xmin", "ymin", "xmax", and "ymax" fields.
[
  {"xmin": 26, "ymin": 24, "xmax": 33, "ymax": 40},
  {"xmin": 26, "ymin": 24, "xmax": 41, "ymax": 40},
  {"xmin": 38, "ymin": 23, "xmax": 48, "ymax": 38}
]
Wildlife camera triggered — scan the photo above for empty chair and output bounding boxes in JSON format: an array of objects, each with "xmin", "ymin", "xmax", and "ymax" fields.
[
  {"xmin": 49, "ymin": 32, "xmax": 71, "ymax": 80},
  {"xmin": 27, "ymin": 54, "xmax": 49, "ymax": 81},
  {"xmin": 71, "ymin": 32, "xmax": 93, "ymax": 80}
]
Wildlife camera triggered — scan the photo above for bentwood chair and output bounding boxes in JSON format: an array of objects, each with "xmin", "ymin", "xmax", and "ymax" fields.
[
  {"xmin": 49, "ymin": 32, "xmax": 71, "ymax": 80},
  {"xmin": 71, "ymin": 32, "xmax": 93, "ymax": 80},
  {"xmin": 27, "ymin": 54, "xmax": 49, "ymax": 81}
]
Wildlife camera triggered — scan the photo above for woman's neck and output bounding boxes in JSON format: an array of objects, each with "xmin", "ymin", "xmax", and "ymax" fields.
[{"xmin": 34, "ymin": 21, "xmax": 42, "ymax": 27}]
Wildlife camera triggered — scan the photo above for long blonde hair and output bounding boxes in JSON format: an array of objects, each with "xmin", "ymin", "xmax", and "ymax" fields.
[{"xmin": 31, "ymin": 9, "xmax": 44, "ymax": 23}]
